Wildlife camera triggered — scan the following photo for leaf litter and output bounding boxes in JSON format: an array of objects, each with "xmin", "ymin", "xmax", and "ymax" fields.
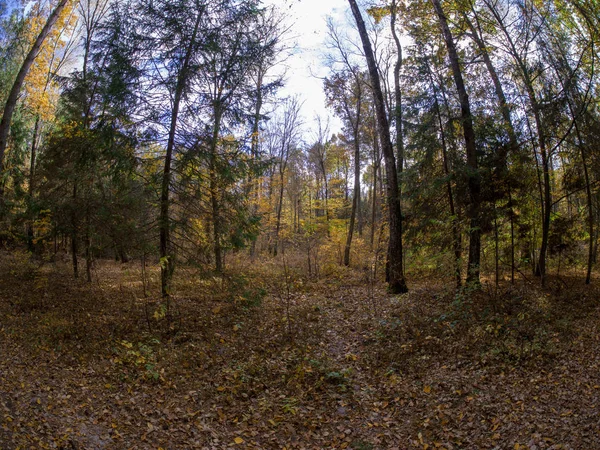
[{"xmin": 0, "ymin": 251, "xmax": 599, "ymax": 449}]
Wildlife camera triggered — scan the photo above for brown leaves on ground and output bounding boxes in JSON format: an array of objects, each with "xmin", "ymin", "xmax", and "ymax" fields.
[{"xmin": 0, "ymin": 250, "xmax": 599, "ymax": 449}]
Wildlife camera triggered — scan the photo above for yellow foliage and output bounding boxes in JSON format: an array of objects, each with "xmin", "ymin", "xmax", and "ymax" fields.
[{"xmin": 22, "ymin": 0, "xmax": 77, "ymax": 121}]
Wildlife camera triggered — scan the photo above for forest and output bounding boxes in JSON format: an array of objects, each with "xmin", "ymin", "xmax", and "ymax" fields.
[{"xmin": 0, "ymin": 0, "xmax": 599, "ymax": 448}]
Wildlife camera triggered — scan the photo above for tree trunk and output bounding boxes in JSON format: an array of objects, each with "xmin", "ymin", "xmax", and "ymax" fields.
[
  {"xmin": 27, "ymin": 117, "xmax": 41, "ymax": 252},
  {"xmin": 71, "ymin": 184, "xmax": 79, "ymax": 279},
  {"xmin": 431, "ymin": 0, "xmax": 481, "ymax": 285},
  {"xmin": 249, "ymin": 69, "xmax": 264, "ymax": 259},
  {"xmin": 0, "ymin": 0, "xmax": 70, "ymax": 176},
  {"xmin": 370, "ymin": 129, "xmax": 379, "ymax": 251},
  {"xmin": 85, "ymin": 211, "xmax": 92, "ymax": 282},
  {"xmin": 390, "ymin": 0, "xmax": 404, "ymax": 177},
  {"xmin": 159, "ymin": 11, "xmax": 202, "ymax": 296},
  {"xmin": 464, "ymin": 13, "xmax": 518, "ymax": 162},
  {"xmin": 209, "ymin": 107, "xmax": 224, "ymax": 272},
  {"xmin": 344, "ymin": 130, "xmax": 361, "ymax": 266},
  {"xmin": 274, "ymin": 170, "xmax": 285, "ymax": 257},
  {"xmin": 485, "ymin": 0, "xmax": 550, "ymax": 284},
  {"xmin": 348, "ymin": 0, "xmax": 407, "ymax": 293},
  {"xmin": 430, "ymin": 69, "xmax": 462, "ymax": 288}
]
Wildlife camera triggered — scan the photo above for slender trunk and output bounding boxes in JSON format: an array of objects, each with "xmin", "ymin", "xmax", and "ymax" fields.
[
  {"xmin": 465, "ymin": 14, "xmax": 521, "ymax": 278},
  {"xmin": 528, "ymin": 86, "xmax": 551, "ymax": 285},
  {"xmin": 274, "ymin": 170, "xmax": 285, "ymax": 257},
  {"xmin": 494, "ymin": 202, "xmax": 499, "ymax": 287},
  {"xmin": 431, "ymin": 0, "xmax": 481, "ymax": 285},
  {"xmin": 210, "ymin": 107, "xmax": 224, "ymax": 272},
  {"xmin": 344, "ymin": 133, "xmax": 361, "ymax": 266},
  {"xmin": 428, "ymin": 59, "xmax": 462, "ymax": 288},
  {"xmin": 556, "ymin": 63, "xmax": 594, "ymax": 283},
  {"xmin": 71, "ymin": 184, "xmax": 79, "ymax": 279},
  {"xmin": 523, "ymin": 109, "xmax": 544, "ymax": 273},
  {"xmin": 357, "ymin": 192, "xmax": 363, "ymax": 237},
  {"xmin": 437, "ymin": 94, "xmax": 461, "ymax": 287},
  {"xmin": 390, "ymin": 0, "xmax": 404, "ymax": 177},
  {"xmin": 370, "ymin": 133, "xmax": 379, "ymax": 250},
  {"xmin": 343, "ymin": 80, "xmax": 362, "ymax": 266},
  {"xmin": 27, "ymin": 117, "xmax": 41, "ymax": 251},
  {"xmin": 509, "ymin": 190, "xmax": 515, "ymax": 284},
  {"xmin": 0, "ymin": 0, "xmax": 70, "ymax": 175},
  {"xmin": 573, "ymin": 119, "xmax": 594, "ymax": 284},
  {"xmin": 159, "ymin": 11, "xmax": 202, "ymax": 296},
  {"xmin": 464, "ymin": 13, "xmax": 518, "ymax": 162},
  {"xmin": 321, "ymin": 160, "xmax": 330, "ymax": 228},
  {"xmin": 85, "ymin": 210, "xmax": 92, "ymax": 282},
  {"xmin": 348, "ymin": 0, "xmax": 407, "ymax": 293},
  {"xmin": 486, "ymin": 1, "xmax": 549, "ymax": 284},
  {"xmin": 249, "ymin": 70, "xmax": 264, "ymax": 258}
]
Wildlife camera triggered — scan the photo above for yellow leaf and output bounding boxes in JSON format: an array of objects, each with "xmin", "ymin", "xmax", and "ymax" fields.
[
  {"xmin": 423, "ymin": 385, "xmax": 431, "ymax": 394},
  {"xmin": 234, "ymin": 437, "xmax": 244, "ymax": 444},
  {"xmin": 217, "ymin": 386, "xmax": 226, "ymax": 392},
  {"xmin": 212, "ymin": 306, "xmax": 221, "ymax": 314}
]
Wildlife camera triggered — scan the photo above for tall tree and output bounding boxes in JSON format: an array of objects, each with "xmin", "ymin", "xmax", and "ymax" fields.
[
  {"xmin": 324, "ymin": 18, "xmax": 366, "ymax": 267},
  {"xmin": 431, "ymin": 0, "xmax": 481, "ymax": 285},
  {"xmin": 347, "ymin": 0, "xmax": 408, "ymax": 293},
  {"xmin": 0, "ymin": 0, "xmax": 71, "ymax": 181},
  {"xmin": 135, "ymin": 0, "xmax": 208, "ymax": 298}
]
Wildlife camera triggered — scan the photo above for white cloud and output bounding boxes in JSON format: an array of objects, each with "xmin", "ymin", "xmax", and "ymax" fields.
[{"xmin": 264, "ymin": 0, "xmax": 349, "ymax": 136}]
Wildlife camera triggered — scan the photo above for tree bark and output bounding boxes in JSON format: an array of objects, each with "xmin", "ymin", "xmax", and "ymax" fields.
[
  {"xmin": 485, "ymin": 0, "xmax": 550, "ymax": 284},
  {"xmin": 0, "ymin": 0, "xmax": 70, "ymax": 177},
  {"xmin": 159, "ymin": 11, "xmax": 202, "ymax": 296},
  {"xmin": 26, "ymin": 117, "xmax": 41, "ymax": 251},
  {"xmin": 429, "ymin": 66, "xmax": 462, "ymax": 288},
  {"xmin": 209, "ymin": 106, "xmax": 224, "ymax": 272},
  {"xmin": 71, "ymin": 184, "xmax": 79, "ymax": 279},
  {"xmin": 344, "ymin": 116, "xmax": 361, "ymax": 266},
  {"xmin": 431, "ymin": 0, "xmax": 481, "ymax": 285},
  {"xmin": 348, "ymin": 0, "xmax": 407, "ymax": 293}
]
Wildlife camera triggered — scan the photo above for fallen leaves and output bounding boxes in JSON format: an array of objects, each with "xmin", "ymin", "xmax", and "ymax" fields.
[{"xmin": 0, "ymin": 255, "xmax": 599, "ymax": 448}]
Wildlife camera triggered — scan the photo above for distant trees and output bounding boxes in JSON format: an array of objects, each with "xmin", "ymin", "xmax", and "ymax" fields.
[{"xmin": 0, "ymin": 0, "xmax": 599, "ymax": 293}]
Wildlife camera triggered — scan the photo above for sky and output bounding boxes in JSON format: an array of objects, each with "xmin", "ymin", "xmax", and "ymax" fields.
[{"xmin": 264, "ymin": 0, "xmax": 351, "ymax": 135}]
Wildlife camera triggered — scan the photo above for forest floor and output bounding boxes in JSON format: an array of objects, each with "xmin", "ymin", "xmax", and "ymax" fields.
[{"xmin": 0, "ymin": 250, "xmax": 599, "ymax": 450}]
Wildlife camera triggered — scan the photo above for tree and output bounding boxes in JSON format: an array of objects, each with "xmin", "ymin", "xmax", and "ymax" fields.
[
  {"xmin": 267, "ymin": 97, "xmax": 302, "ymax": 256},
  {"xmin": 324, "ymin": 18, "xmax": 368, "ymax": 266},
  {"xmin": 430, "ymin": 0, "xmax": 481, "ymax": 285},
  {"xmin": 324, "ymin": 71, "xmax": 365, "ymax": 266},
  {"xmin": 0, "ymin": 0, "xmax": 72, "ymax": 182},
  {"xmin": 347, "ymin": 0, "xmax": 407, "ymax": 293}
]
